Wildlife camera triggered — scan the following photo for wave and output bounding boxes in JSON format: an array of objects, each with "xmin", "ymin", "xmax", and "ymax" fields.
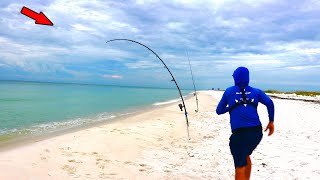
[
  {"xmin": 0, "ymin": 112, "xmax": 121, "ymax": 138},
  {"xmin": 152, "ymin": 93, "xmax": 195, "ymax": 106},
  {"xmin": 152, "ymin": 98, "xmax": 183, "ymax": 106}
]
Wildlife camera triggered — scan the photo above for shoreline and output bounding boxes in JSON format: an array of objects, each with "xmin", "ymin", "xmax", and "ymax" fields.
[
  {"xmin": 0, "ymin": 94, "xmax": 194, "ymax": 152},
  {"xmin": 268, "ymin": 94, "xmax": 320, "ymax": 104},
  {"xmin": 0, "ymin": 91, "xmax": 204, "ymax": 179},
  {"xmin": 0, "ymin": 90, "xmax": 319, "ymax": 179}
]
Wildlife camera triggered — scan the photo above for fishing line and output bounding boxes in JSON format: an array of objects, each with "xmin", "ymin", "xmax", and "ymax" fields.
[
  {"xmin": 185, "ymin": 50, "xmax": 199, "ymax": 113},
  {"xmin": 106, "ymin": 39, "xmax": 191, "ymax": 140}
]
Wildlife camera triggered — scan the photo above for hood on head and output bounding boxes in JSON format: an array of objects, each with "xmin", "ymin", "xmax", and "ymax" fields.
[{"xmin": 233, "ymin": 67, "xmax": 249, "ymax": 87}]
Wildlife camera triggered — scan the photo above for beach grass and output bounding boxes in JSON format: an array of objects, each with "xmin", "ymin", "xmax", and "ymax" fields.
[{"xmin": 264, "ymin": 90, "xmax": 320, "ymax": 97}]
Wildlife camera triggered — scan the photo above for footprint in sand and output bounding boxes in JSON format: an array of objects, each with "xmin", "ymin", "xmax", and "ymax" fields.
[
  {"xmin": 138, "ymin": 163, "xmax": 153, "ymax": 172},
  {"xmin": 68, "ymin": 159, "xmax": 83, "ymax": 164},
  {"xmin": 96, "ymin": 158, "xmax": 111, "ymax": 163},
  {"xmin": 95, "ymin": 158, "xmax": 111, "ymax": 170},
  {"xmin": 62, "ymin": 165, "xmax": 77, "ymax": 175},
  {"xmin": 99, "ymin": 173, "xmax": 117, "ymax": 178},
  {"xmin": 91, "ymin": 152, "xmax": 98, "ymax": 155},
  {"xmin": 124, "ymin": 161, "xmax": 134, "ymax": 165},
  {"xmin": 300, "ymin": 162, "xmax": 309, "ymax": 166},
  {"xmin": 162, "ymin": 146, "xmax": 169, "ymax": 150},
  {"xmin": 111, "ymin": 128, "xmax": 121, "ymax": 132},
  {"xmin": 98, "ymin": 163, "xmax": 105, "ymax": 169},
  {"xmin": 203, "ymin": 135, "xmax": 214, "ymax": 139},
  {"xmin": 40, "ymin": 148, "xmax": 52, "ymax": 161},
  {"xmin": 125, "ymin": 161, "xmax": 149, "ymax": 172},
  {"xmin": 139, "ymin": 163, "xmax": 147, "ymax": 167},
  {"xmin": 59, "ymin": 147, "xmax": 73, "ymax": 156}
]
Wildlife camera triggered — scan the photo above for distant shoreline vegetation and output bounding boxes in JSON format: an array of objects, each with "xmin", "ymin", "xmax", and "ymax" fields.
[{"xmin": 264, "ymin": 90, "xmax": 320, "ymax": 97}]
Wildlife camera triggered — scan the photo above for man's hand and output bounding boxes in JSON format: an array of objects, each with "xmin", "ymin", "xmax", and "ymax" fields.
[{"xmin": 264, "ymin": 121, "xmax": 274, "ymax": 136}]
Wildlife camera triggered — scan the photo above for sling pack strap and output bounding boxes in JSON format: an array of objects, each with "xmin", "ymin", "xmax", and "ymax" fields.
[{"xmin": 228, "ymin": 86, "xmax": 257, "ymax": 113}]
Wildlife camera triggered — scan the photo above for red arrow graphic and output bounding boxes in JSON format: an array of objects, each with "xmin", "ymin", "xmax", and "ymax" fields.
[{"xmin": 21, "ymin": 6, "xmax": 53, "ymax": 26}]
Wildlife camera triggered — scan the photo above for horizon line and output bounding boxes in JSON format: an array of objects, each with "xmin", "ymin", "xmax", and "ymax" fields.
[{"xmin": 0, "ymin": 79, "xmax": 196, "ymax": 91}]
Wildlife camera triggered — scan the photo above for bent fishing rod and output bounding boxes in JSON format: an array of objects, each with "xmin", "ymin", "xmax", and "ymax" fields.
[
  {"xmin": 186, "ymin": 50, "xmax": 199, "ymax": 113},
  {"xmin": 106, "ymin": 39, "xmax": 190, "ymax": 140}
]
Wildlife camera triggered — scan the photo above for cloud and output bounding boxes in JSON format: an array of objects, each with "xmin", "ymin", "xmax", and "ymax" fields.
[
  {"xmin": 166, "ymin": 22, "xmax": 186, "ymax": 31},
  {"xmin": 71, "ymin": 24, "xmax": 97, "ymax": 32},
  {"xmin": 286, "ymin": 64, "xmax": 320, "ymax": 70},
  {"xmin": 0, "ymin": 36, "xmax": 69, "ymax": 64},
  {"xmin": 102, "ymin": 74, "xmax": 123, "ymax": 79},
  {"xmin": 125, "ymin": 60, "xmax": 162, "ymax": 69},
  {"xmin": 1, "ymin": 0, "xmax": 320, "ymax": 90}
]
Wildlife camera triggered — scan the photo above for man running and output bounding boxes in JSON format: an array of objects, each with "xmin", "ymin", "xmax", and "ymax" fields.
[{"xmin": 216, "ymin": 67, "xmax": 275, "ymax": 180}]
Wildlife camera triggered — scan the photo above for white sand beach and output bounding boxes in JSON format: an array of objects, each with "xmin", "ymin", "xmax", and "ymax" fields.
[{"xmin": 0, "ymin": 91, "xmax": 319, "ymax": 179}]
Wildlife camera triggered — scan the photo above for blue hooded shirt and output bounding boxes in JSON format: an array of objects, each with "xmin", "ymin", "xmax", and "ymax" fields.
[{"xmin": 216, "ymin": 67, "xmax": 274, "ymax": 131}]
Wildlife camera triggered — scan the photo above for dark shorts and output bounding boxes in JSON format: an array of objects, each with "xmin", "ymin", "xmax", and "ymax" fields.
[{"xmin": 229, "ymin": 125, "xmax": 263, "ymax": 168}]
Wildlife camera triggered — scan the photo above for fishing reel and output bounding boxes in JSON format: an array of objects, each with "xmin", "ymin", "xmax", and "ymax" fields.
[{"xmin": 178, "ymin": 103, "xmax": 184, "ymax": 111}]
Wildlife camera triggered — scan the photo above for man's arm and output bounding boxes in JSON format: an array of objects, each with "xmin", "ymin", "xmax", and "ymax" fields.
[
  {"xmin": 259, "ymin": 90, "xmax": 275, "ymax": 121},
  {"xmin": 259, "ymin": 90, "xmax": 275, "ymax": 136},
  {"xmin": 216, "ymin": 91, "xmax": 229, "ymax": 115},
  {"xmin": 264, "ymin": 121, "xmax": 274, "ymax": 136}
]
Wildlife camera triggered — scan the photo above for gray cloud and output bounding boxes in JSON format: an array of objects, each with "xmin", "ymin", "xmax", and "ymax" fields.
[{"xmin": 0, "ymin": 0, "xmax": 319, "ymax": 90}]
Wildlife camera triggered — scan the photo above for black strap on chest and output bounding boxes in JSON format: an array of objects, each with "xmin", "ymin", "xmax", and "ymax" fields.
[{"xmin": 228, "ymin": 86, "xmax": 257, "ymax": 112}]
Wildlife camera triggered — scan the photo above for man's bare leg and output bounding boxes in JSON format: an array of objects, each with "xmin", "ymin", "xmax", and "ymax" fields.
[
  {"xmin": 245, "ymin": 156, "xmax": 252, "ymax": 179},
  {"xmin": 235, "ymin": 166, "xmax": 246, "ymax": 180},
  {"xmin": 235, "ymin": 156, "xmax": 252, "ymax": 180}
]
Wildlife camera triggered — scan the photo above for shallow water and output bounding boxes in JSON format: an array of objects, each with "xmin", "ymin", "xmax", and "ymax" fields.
[{"xmin": 0, "ymin": 80, "xmax": 191, "ymax": 141}]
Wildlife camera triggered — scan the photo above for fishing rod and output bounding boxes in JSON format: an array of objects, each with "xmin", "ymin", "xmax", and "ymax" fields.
[
  {"xmin": 186, "ymin": 50, "xmax": 199, "ymax": 113},
  {"xmin": 106, "ymin": 39, "xmax": 190, "ymax": 140}
]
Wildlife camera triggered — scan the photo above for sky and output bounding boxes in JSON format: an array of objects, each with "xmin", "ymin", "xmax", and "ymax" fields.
[{"xmin": 0, "ymin": 0, "xmax": 320, "ymax": 91}]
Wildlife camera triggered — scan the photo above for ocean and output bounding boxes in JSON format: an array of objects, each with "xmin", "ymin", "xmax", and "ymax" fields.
[{"xmin": 0, "ymin": 81, "xmax": 191, "ymax": 142}]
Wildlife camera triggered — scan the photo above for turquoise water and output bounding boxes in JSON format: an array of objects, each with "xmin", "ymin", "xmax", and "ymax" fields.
[{"xmin": 0, "ymin": 81, "xmax": 191, "ymax": 141}]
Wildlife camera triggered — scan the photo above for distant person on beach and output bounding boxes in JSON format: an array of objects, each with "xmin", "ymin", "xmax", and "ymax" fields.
[{"xmin": 216, "ymin": 67, "xmax": 275, "ymax": 180}]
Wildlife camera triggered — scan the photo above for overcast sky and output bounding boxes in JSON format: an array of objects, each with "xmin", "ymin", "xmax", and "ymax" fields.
[{"xmin": 0, "ymin": 0, "xmax": 320, "ymax": 91}]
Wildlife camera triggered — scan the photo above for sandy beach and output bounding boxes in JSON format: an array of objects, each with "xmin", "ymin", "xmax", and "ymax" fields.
[{"xmin": 0, "ymin": 91, "xmax": 319, "ymax": 180}]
